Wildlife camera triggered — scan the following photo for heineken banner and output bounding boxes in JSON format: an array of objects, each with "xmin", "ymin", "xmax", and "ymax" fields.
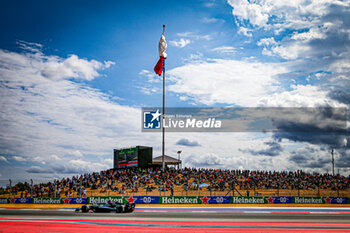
[
  {"xmin": 231, "ymin": 196, "xmax": 295, "ymax": 204},
  {"xmin": 324, "ymin": 197, "xmax": 348, "ymax": 204},
  {"xmin": 0, "ymin": 198, "xmax": 8, "ymax": 204},
  {"xmin": 87, "ymin": 196, "xmax": 160, "ymax": 204},
  {"xmin": 206, "ymin": 196, "xmax": 231, "ymax": 204},
  {"xmin": 33, "ymin": 198, "xmax": 62, "ymax": 204},
  {"xmin": 32, "ymin": 197, "xmax": 88, "ymax": 204},
  {"xmin": 292, "ymin": 196, "xmax": 349, "ymax": 204},
  {"xmin": 1, "ymin": 196, "xmax": 349, "ymax": 204},
  {"xmin": 62, "ymin": 198, "xmax": 88, "ymax": 204},
  {"xmin": 231, "ymin": 196, "xmax": 266, "ymax": 204},
  {"xmin": 270, "ymin": 196, "xmax": 293, "ymax": 204},
  {"xmin": 9, "ymin": 197, "xmax": 32, "ymax": 204},
  {"xmin": 160, "ymin": 196, "xmax": 200, "ymax": 204},
  {"xmin": 157, "ymin": 196, "xmax": 230, "ymax": 204},
  {"xmin": 133, "ymin": 196, "xmax": 160, "ymax": 204},
  {"xmin": 88, "ymin": 196, "xmax": 125, "ymax": 204},
  {"xmin": 294, "ymin": 197, "xmax": 324, "ymax": 204}
]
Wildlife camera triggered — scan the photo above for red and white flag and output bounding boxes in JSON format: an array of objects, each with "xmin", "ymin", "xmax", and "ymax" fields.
[{"xmin": 154, "ymin": 29, "xmax": 167, "ymax": 76}]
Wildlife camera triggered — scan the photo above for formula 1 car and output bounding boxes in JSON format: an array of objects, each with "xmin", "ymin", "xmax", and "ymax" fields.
[{"xmin": 75, "ymin": 201, "xmax": 135, "ymax": 213}]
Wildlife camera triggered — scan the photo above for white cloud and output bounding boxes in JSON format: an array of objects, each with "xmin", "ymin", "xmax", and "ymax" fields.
[
  {"xmin": 33, "ymin": 157, "xmax": 46, "ymax": 165},
  {"xmin": 26, "ymin": 166, "xmax": 47, "ymax": 173},
  {"xmin": 177, "ymin": 32, "xmax": 192, "ymax": 37},
  {"xmin": 228, "ymin": 0, "xmax": 335, "ymax": 30},
  {"xmin": 257, "ymin": 84, "xmax": 344, "ymax": 107},
  {"xmin": 176, "ymin": 132, "xmax": 299, "ymax": 172},
  {"xmin": 262, "ymin": 47, "xmax": 273, "ymax": 56},
  {"xmin": 204, "ymin": 1, "xmax": 216, "ymax": 8},
  {"xmin": 228, "ymin": 0, "xmax": 350, "ymax": 63},
  {"xmin": 50, "ymin": 154, "xmax": 61, "ymax": 161},
  {"xmin": 291, "ymin": 27, "xmax": 327, "ymax": 41},
  {"xmin": 226, "ymin": 0, "xmax": 349, "ymax": 173},
  {"xmin": 260, "ymin": 21, "xmax": 341, "ymax": 60},
  {"xmin": 229, "ymin": 0, "xmax": 269, "ymax": 27},
  {"xmin": 199, "ymin": 34, "xmax": 213, "ymax": 41},
  {"xmin": 168, "ymin": 59, "xmax": 286, "ymax": 106},
  {"xmin": 237, "ymin": 27, "xmax": 252, "ymax": 37},
  {"xmin": 13, "ymin": 156, "xmax": 26, "ymax": 162},
  {"xmin": 16, "ymin": 40, "xmax": 42, "ymax": 53},
  {"xmin": 169, "ymin": 38, "xmax": 191, "ymax": 48},
  {"xmin": 0, "ymin": 44, "xmax": 149, "ymax": 178},
  {"xmin": 176, "ymin": 32, "xmax": 212, "ymax": 41},
  {"xmin": 0, "ymin": 156, "xmax": 9, "ymax": 163},
  {"xmin": 139, "ymin": 69, "xmax": 156, "ymax": 79},
  {"xmin": 202, "ymin": 17, "xmax": 225, "ymax": 23},
  {"xmin": 179, "ymin": 96, "xmax": 189, "ymax": 101},
  {"xmin": 25, "ymin": 158, "xmax": 111, "ymax": 175},
  {"xmin": 329, "ymin": 51, "xmax": 350, "ymax": 75},
  {"xmin": 270, "ymin": 43, "xmax": 311, "ymax": 60},
  {"xmin": 104, "ymin": 158, "xmax": 113, "ymax": 164},
  {"xmin": 60, "ymin": 159, "xmax": 110, "ymax": 174},
  {"xmin": 41, "ymin": 54, "xmax": 114, "ymax": 81},
  {"xmin": 138, "ymin": 86, "xmax": 160, "ymax": 95},
  {"xmin": 181, "ymin": 52, "xmax": 203, "ymax": 63},
  {"xmin": 71, "ymin": 150, "xmax": 83, "ymax": 157},
  {"xmin": 257, "ymin": 37, "xmax": 277, "ymax": 46},
  {"xmin": 211, "ymin": 46, "xmax": 236, "ymax": 54}
]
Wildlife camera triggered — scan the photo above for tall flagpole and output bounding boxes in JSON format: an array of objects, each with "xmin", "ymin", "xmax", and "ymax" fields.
[{"xmin": 162, "ymin": 25, "xmax": 166, "ymax": 171}]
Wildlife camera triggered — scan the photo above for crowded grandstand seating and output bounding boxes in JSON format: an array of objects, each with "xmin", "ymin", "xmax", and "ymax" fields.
[{"xmin": 1, "ymin": 167, "xmax": 349, "ymax": 198}]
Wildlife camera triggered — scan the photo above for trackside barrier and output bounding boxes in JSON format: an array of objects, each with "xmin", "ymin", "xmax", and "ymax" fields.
[{"xmin": 0, "ymin": 196, "xmax": 349, "ymax": 204}]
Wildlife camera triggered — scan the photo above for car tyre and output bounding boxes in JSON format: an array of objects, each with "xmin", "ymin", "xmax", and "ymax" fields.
[{"xmin": 81, "ymin": 205, "xmax": 89, "ymax": 213}]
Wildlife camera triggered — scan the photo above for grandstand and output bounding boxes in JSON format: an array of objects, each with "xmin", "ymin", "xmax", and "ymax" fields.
[{"xmin": 1, "ymin": 167, "xmax": 349, "ymax": 198}]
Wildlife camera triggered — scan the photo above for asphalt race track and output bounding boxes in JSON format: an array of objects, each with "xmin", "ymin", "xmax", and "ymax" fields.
[{"xmin": 1, "ymin": 207, "xmax": 350, "ymax": 232}]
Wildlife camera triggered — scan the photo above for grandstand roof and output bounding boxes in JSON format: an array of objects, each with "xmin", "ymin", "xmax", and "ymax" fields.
[{"xmin": 152, "ymin": 155, "xmax": 181, "ymax": 165}]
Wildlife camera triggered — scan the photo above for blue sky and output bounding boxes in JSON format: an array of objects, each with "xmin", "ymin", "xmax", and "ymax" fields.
[
  {"xmin": 0, "ymin": 0, "xmax": 349, "ymax": 182},
  {"xmin": 1, "ymin": 0, "xmax": 236, "ymax": 107}
]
